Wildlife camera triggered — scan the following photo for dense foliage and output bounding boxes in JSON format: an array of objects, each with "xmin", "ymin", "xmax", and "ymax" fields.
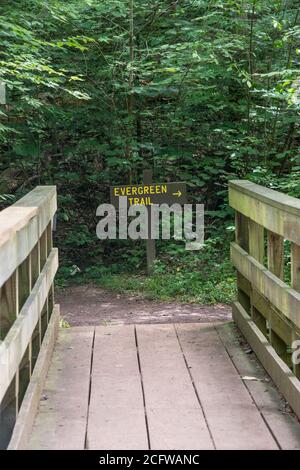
[{"xmin": 0, "ymin": 1, "xmax": 299, "ymax": 302}]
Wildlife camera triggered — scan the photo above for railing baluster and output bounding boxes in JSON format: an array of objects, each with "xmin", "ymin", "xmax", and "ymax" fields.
[
  {"xmin": 291, "ymin": 242, "xmax": 300, "ymax": 292},
  {"xmin": 235, "ymin": 211, "xmax": 249, "ymax": 251},
  {"xmin": 267, "ymin": 230, "xmax": 288, "ymax": 361},
  {"xmin": 291, "ymin": 242, "xmax": 300, "ymax": 378},
  {"xmin": 235, "ymin": 212, "xmax": 251, "ymax": 314},
  {"xmin": 267, "ymin": 231, "xmax": 284, "ymax": 280},
  {"xmin": 248, "ymin": 219, "xmax": 264, "ymax": 264},
  {"xmin": 248, "ymin": 219, "xmax": 267, "ymax": 335},
  {"xmin": 0, "ymin": 270, "xmax": 18, "ymax": 340}
]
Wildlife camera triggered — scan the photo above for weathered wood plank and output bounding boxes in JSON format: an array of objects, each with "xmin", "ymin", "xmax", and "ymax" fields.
[
  {"xmin": 46, "ymin": 221, "xmax": 52, "ymax": 255},
  {"xmin": 0, "ymin": 377, "xmax": 16, "ymax": 449},
  {"xmin": 232, "ymin": 301, "xmax": 300, "ymax": 420},
  {"xmin": 8, "ymin": 305, "xmax": 60, "ymax": 450},
  {"xmin": 0, "ymin": 186, "xmax": 56, "ymax": 287},
  {"xmin": 265, "ymin": 227, "xmax": 290, "ymax": 360},
  {"xmin": 236, "ymin": 272, "xmax": 251, "ymax": 314},
  {"xmin": 176, "ymin": 323, "xmax": 278, "ymax": 450},
  {"xmin": 235, "ymin": 211, "xmax": 249, "ymax": 251},
  {"xmin": 248, "ymin": 219, "xmax": 265, "ymax": 327},
  {"xmin": 27, "ymin": 326, "xmax": 94, "ymax": 450},
  {"xmin": 291, "ymin": 242, "xmax": 300, "ymax": 293},
  {"xmin": 216, "ymin": 322, "xmax": 300, "ymax": 450},
  {"xmin": 231, "ymin": 242, "xmax": 300, "ymax": 330},
  {"xmin": 18, "ymin": 345, "xmax": 30, "ymax": 409},
  {"xmin": 0, "ymin": 248, "xmax": 58, "ymax": 404},
  {"xmin": 87, "ymin": 325, "xmax": 148, "ymax": 450},
  {"xmin": 237, "ymin": 274, "xmax": 294, "ymax": 346},
  {"xmin": 137, "ymin": 324, "xmax": 214, "ymax": 450},
  {"xmin": 18, "ymin": 255, "xmax": 31, "ymax": 312},
  {"xmin": 229, "ymin": 180, "xmax": 300, "ymax": 218},
  {"xmin": 249, "ymin": 219, "xmax": 264, "ymax": 264},
  {"xmin": 267, "ymin": 231, "xmax": 284, "ymax": 280},
  {"xmin": 268, "ymin": 306, "xmax": 293, "ymax": 346},
  {"xmin": 12, "ymin": 186, "xmax": 57, "ymax": 237},
  {"xmin": 30, "ymin": 243, "xmax": 40, "ymax": 288},
  {"xmin": 39, "ymin": 229, "xmax": 47, "ymax": 271},
  {"xmin": 0, "ymin": 270, "xmax": 18, "ymax": 339},
  {"xmin": 0, "ymin": 207, "xmax": 37, "ymax": 246},
  {"xmin": 235, "ymin": 212, "xmax": 251, "ymax": 313}
]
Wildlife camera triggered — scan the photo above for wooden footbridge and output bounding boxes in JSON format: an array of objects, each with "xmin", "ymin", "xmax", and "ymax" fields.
[{"xmin": 1, "ymin": 181, "xmax": 300, "ymax": 450}]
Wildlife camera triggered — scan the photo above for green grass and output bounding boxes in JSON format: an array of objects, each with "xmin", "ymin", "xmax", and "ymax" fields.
[
  {"xmin": 56, "ymin": 239, "xmax": 236, "ymax": 304},
  {"xmin": 93, "ymin": 271, "xmax": 236, "ymax": 304}
]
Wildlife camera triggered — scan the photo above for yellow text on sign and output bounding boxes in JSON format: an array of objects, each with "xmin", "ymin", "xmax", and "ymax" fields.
[{"xmin": 113, "ymin": 184, "xmax": 167, "ymax": 198}]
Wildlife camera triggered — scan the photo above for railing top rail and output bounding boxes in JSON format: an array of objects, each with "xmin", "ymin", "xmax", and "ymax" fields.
[
  {"xmin": 0, "ymin": 186, "xmax": 57, "ymax": 287},
  {"xmin": 0, "ymin": 186, "xmax": 56, "ymax": 247},
  {"xmin": 229, "ymin": 180, "xmax": 300, "ymax": 218}
]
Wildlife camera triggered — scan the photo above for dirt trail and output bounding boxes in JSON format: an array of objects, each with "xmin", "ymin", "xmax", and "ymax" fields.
[{"xmin": 56, "ymin": 285, "xmax": 232, "ymax": 326}]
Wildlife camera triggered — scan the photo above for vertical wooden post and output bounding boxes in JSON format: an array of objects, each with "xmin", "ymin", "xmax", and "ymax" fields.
[
  {"xmin": 17, "ymin": 256, "xmax": 31, "ymax": 412},
  {"xmin": 0, "ymin": 81, "xmax": 6, "ymax": 105},
  {"xmin": 46, "ymin": 221, "xmax": 53, "ymax": 323},
  {"xmin": 291, "ymin": 242, "xmax": 300, "ymax": 292},
  {"xmin": 30, "ymin": 242, "xmax": 40, "ymax": 288},
  {"xmin": 235, "ymin": 211, "xmax": 249, "ymax": 252},
  {"xmin": 18, "ymin": 256, "xmax": 31, "ymax": 312},
  {"xmin": 235, "ymin": 212, "xmax": 251, "ymax": 313},
  {"xmin": 39, "ymin": 229, "xmax": 47, "ymax": 271},
  {"xmin": 248, "ymin": 220, "xmax": 265, "ymax": 330},
  {"xmin": 29, "ymin": 241, "xmax": 40, "ymax": 376},
  {"xmin": 267, "ymin": 231, "xmax": 284, "ymax": 280},
  {"xmin": 267, "ymin": 231, "xmax": 289, "ymax": 363},
  {"xmin": 0, "ymin": 271, "xmax": 18, "ymax": 339},
  {"xmin": 0, "ymin": 270, "xmax": 19, "ymax": 441},
  {"xmin": 291, "ymin": 242, "xmax": 300, "ymax": 377},
  {"xmin": 248, "ymin": 219, "xmax": 264, "ymax": 264},
  {"xmin": 143, "ymin": 169, "xmax": 156, "ymax": 275}
]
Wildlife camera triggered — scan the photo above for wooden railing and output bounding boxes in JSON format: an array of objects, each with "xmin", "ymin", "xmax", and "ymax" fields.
[
  {"xmin": 0, "ymin": 186, "xmax": 59, "ymax": 449},
  {"xmin": 229, "ymin": 180, "xmax": 300, "ymax": 418}
]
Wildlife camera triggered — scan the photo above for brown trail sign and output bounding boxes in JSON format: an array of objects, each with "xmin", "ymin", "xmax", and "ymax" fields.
[{"xmin": 110, "ymin": 171, "xmax": 187, "ymax": 275}]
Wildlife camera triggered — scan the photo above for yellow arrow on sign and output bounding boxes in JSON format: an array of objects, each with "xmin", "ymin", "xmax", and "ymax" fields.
[{"xmin": 172, "ymin": 190, "xmax": 182, "ymax": 197}]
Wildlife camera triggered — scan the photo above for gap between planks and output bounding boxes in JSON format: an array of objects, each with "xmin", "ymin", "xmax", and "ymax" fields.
[
  {"xmin": 134, "ymin": 325, "xmax": 151, "ymax": 449},
  {"xmin": 173, "ymin": 323, "xmax": 216, "ymax": 449}
]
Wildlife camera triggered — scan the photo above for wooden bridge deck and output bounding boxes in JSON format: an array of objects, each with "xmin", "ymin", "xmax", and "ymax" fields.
[{"xmin": 27, "ymin": 322, "xmax": 300, "ymax": 450}]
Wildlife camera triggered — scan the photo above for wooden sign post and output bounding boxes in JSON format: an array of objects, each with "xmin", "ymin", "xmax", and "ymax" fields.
[
  {"xmin": 110, "ymin": 172, "xmax": 187, "ymax": 275},
  {"xmin": 143, "ymin": 169, "xmax": 156, "ymax": 275}
]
